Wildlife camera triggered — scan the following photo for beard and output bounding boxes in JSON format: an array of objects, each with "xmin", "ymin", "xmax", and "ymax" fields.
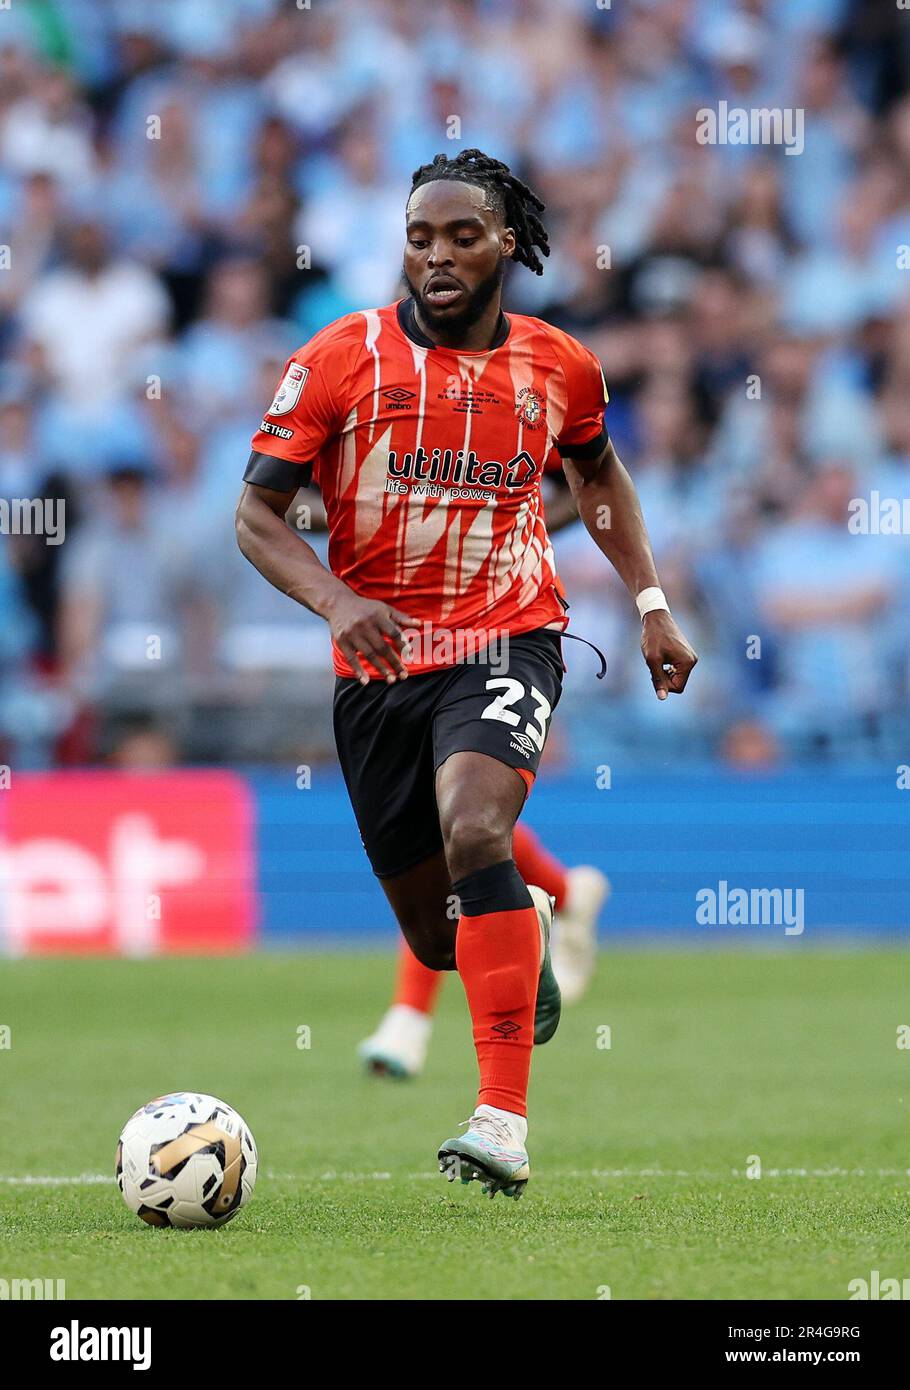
[{"xmin": 404, "ymin": 257, "xmax": 505, "ymax": 338}]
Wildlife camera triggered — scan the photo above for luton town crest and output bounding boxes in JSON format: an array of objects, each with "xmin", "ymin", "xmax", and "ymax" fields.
[{"xmin": 516, "ymin": 386, "xmax": 544, "ymax": 428}]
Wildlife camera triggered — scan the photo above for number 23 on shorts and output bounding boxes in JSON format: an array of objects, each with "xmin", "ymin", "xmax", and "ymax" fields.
[{"xmin": 480, "ymin": 678, "xmax": 553, "ymax": 753}]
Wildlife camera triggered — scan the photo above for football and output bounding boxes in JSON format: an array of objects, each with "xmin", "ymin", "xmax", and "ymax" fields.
[{"xmin": 116, "ymin": 1093, "xmax": 257, "ymax": 1230}]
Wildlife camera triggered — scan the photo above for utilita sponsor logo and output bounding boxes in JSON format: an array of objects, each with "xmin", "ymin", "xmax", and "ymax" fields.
[
  {"xmin": 386, "ymin": 447, "xmax": 537, "ymax": 491},
  {"xmin": 49, "ymin": 1321, "xmax": 151, "ymax": 1371}
]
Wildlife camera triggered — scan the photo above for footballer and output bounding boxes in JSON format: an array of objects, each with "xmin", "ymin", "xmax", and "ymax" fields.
[{"xmin": 236, "ymin": 149, "xmax": 697, "ymax": 1199}]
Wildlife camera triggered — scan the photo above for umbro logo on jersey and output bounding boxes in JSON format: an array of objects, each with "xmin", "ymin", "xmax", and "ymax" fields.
[{"xmin": 382, "ymin": 387, "xmax": 416, "ymax": 407}]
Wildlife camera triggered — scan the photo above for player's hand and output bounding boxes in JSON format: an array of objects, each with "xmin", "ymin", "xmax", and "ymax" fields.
[
  {"xmin": 640, "ymin": 610, "xmax": 698, "ymax": 701},
  {"xmin": 324, "ymin": 591, "xmax": 418, "ymax": 685}
]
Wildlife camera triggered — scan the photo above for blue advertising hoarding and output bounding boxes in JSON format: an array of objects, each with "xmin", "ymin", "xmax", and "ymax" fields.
[{"xmin": 252, "ymin": 770, "xmax": 910, "ymax": 944}]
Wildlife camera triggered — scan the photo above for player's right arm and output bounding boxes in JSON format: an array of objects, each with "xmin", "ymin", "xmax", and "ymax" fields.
[
  {"xmin": 235, "ymin": 483, "xmax": 415, "ymax": 685},
  {"xmin": 235, "ymin": 332, "xmax": 415, "ymax": 684}
]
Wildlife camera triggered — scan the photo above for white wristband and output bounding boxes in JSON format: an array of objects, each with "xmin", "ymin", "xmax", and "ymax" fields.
[{"xmin": 636, "ymin": 587, "xmax": 670, "ymax": 620}]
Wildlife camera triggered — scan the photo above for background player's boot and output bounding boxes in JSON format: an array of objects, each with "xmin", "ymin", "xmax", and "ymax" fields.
[
  {"xmin": 357, "ymin": 1004, "xmax": 431, "ymax": 1078},
  {"xmin": 551, "ymin": 866, "xmax": 610, "ymax": 1004},
  {"xmin": 438, "ymin": 1104, "xmax": 530, "ymax": 1199},
  {"xmin": 529, "ymin": 884, "xmax": 561, "ymax": 1043}
]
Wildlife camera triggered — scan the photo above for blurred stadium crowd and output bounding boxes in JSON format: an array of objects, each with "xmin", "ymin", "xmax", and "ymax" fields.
[{"xmin": 1, "ymin": 0, "xmax": 909, "ymax": 770}]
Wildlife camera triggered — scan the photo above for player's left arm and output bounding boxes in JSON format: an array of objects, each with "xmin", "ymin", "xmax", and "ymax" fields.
[{"xmin": 563, "ymin": 438, "xmax": 698, "ymax": 700}]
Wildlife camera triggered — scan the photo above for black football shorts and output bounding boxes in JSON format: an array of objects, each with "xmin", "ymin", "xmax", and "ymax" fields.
[{"xmin": 332, "ymin": 627, "xmax": 564, "ymax": 878}]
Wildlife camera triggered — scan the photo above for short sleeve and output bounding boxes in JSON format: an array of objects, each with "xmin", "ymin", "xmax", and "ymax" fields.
[
  {"xmin": 246, "ymin": 321, "xmax": 353, "ymax": 490},
  {"xmin": 554, "ymin": 336, "xmax": 609, "ymax": 460}
]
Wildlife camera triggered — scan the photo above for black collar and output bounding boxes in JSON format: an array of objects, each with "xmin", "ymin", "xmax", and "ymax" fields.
[{"xmin": 397, "ymin": 296, "xmax": 510, "ymax": 351}]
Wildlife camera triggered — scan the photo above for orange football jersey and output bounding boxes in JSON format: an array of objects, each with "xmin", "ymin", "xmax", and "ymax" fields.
[{"xmin": 248, "ymin": 298, "xmax": 608, "ymax": 677}]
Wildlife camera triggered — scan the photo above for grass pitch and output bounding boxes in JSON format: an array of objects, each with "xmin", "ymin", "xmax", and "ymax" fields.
[{"xmin": 0, "ymin": 950, "xmax": 908, "ymax": 1300}]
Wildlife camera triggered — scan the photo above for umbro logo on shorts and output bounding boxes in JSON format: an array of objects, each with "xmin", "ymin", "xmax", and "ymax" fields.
[{"xmin": 510, "ymin": 732, "xmax": 536, "ymax": 758}]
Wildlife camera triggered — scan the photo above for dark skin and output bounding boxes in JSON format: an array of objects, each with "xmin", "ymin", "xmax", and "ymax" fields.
[
  {"xmin": 236, "ymin": 178, "xmax": 697, "ymax": 969},
  {"xmin": 402, "ymin": 181, "xmax": 515, "ymax": 350}
]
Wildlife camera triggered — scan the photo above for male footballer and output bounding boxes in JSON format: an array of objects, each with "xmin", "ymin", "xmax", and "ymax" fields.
[{"xmin": 236, "ymin": 149, "xmax": 697, "ymax": 1198}]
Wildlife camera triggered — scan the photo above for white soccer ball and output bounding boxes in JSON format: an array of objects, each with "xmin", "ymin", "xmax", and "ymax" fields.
[{"xmin": 116, "ymin": 1092, "xmax": 258, "ymax": 1229}]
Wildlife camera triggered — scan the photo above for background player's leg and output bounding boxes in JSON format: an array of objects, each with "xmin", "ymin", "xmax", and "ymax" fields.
[
  {"xmin": 512, "ymin": 822, "xmax": 568, "ymax": 910},
  {"xmin": 358, "ymin": 850, "xmax": 457, "ymax": 1080},
  {"xmin": 513, "ymin": 821, "xmax": 611, "ymax": 1004},
  {"xmin": 357, "ymin": 932, "xmax": 446, "ymax": 1079},
  {"xmin": 392, "ymin": 938, "xmax": 445, "ymax": 1012}
]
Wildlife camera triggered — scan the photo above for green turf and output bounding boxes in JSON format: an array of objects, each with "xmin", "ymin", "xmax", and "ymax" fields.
[{"xmin": 0, "ymin": 950, "xmax": 908, "ymax": 1300}]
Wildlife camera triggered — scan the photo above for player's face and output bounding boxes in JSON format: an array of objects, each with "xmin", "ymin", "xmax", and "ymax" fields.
[{"xmin": 403, "ymin": 180, "xmax": 515, "ymax": 334}]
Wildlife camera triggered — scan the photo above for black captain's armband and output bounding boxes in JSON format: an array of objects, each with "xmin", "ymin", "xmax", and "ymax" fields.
[
  {"xmin": 244, "ymin": 451, "xmax": 313, "ymax": 491},
  {"xmin": 556, "ymin": 427, "xmax": 609, "ymax": 461}
]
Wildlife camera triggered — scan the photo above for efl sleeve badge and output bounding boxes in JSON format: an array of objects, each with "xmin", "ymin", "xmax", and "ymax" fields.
[{"xmin": 267, "ymin": 363, "xmax": 310, "ymax": 416}]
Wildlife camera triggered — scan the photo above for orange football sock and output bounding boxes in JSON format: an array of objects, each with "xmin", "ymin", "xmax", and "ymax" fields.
[
  {"xmin": 393, "ymin": 937, "xmax": 444, "ymax": 1015},
  {"xmin": 453, "ymin": 860, "xmax": 539, "ymax": 1117},
  {"xmin": 513, "ymin": 822, "xmax": 568, "ymax": 911}
]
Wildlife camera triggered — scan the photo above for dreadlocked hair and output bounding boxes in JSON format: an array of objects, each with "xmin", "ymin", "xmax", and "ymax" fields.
[{"xmin": 409, "ymin": 149, "xmax": 550, "ymax": 276}]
